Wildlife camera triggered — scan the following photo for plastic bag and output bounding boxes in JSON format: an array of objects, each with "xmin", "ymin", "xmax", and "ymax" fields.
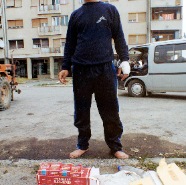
[{"xmin": 94, "ymin": 170, "xmax": 141, "ymax": 185}]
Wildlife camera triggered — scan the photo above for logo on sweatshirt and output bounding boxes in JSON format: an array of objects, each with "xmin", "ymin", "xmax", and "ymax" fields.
[{"xmin": 96, "ymin": 16, "xmax": 107, "ymax": 23}]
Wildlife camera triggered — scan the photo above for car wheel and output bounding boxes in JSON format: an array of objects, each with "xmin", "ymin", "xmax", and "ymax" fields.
[{"xmin": 128, "ymin": 79, "xmax": 146, "ymax": 97}]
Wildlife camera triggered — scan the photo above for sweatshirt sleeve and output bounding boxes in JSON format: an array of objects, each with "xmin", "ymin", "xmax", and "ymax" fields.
[
  {"xmin": 62, "ymin": 12, "xmax": 77, "ymax": 70},
  {"xmin": 111, "ymin": 6, "xmax": 129, "ymax": 62}
]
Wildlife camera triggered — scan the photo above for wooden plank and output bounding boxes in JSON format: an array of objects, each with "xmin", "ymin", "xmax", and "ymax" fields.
[
  {"xmin": 130, "ymin": 177, "xmax": 155, "ymax": 185},
  {"xmin": 157, "ymin": 159, "xmax": 186, "ymax": 185},
  {"xmin": 143, "ymin": 171, "xmax": 163, "ymax": 185}
]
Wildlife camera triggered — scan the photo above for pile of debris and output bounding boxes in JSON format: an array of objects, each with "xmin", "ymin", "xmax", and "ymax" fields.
[{"xmin": 36, "ymin": 159, "xmax": 186, "ymax": 185}]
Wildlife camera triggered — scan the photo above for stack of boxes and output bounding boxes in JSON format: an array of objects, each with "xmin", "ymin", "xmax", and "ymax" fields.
[{"xmin": 37, "ymin": 162, "xmax": 99, "ymax": 185}]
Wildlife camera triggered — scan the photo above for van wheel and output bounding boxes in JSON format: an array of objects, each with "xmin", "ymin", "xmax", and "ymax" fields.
[{"xmin": 128, "ymin": 79, "xmax": 146, "ymax": 97}]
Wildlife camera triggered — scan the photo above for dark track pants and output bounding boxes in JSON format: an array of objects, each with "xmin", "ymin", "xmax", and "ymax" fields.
[{"xmin": 72, "ymin": 62, "xmax": 123, "ymax": 153}]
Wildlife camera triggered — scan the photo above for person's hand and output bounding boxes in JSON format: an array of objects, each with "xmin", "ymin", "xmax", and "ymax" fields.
[
  {"xmin": 121, "ymin": 74, "xmax": 129, "ymax": 81},
  {"xmin": 58, "ymin": 70, "xmax": 69, "ymax": 84}
]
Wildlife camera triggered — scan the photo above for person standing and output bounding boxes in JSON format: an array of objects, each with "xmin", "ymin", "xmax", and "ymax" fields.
[{"xmin": 58, "ymin": 0, "xmax": 130, "ymax": 159}]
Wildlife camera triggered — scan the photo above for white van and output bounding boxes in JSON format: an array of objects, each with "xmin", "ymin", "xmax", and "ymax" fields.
[{"xmin": 119, "ymin": 39, "xmax": 186, "ymax": 97}]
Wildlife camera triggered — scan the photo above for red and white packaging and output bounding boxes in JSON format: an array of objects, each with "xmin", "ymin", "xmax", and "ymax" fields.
[{"xmin": 37, "ymin": 162, "xmax": 100, "ymax": 185}]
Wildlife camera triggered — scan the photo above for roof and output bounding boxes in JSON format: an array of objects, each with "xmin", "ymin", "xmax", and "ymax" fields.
[
  {"xmin": 152, "ymin": 39, "xmax": 186, "ymax": 46},
  {"xmin": 130, "ymin": 39, "xmax": 186, "ymax": 48}
]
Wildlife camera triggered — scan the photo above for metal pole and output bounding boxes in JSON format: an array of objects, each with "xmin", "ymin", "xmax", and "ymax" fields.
[
  {"xmin": 146, "ymin": 0, "xmax": 151, "ymax": 43},
  {"xmin": 73, "ymin": 0, "xmax": 75, "ymax": 11},
  {"xmin": 1, "ymin": 0, "xmax": 9, "ymax": 64}
]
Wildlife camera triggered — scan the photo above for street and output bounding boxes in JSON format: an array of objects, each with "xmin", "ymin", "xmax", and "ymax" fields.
[
  {"xmin": 0, "ymin": 80, "xmax": 186, "ymax": 160},
  {"xmin": 0, "ymin": 80, "xmax": 186, "ymax": 185}
]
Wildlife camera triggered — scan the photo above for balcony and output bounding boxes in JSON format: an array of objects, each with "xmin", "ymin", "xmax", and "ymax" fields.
[
  {"xmin": 151, "ymin": 6, "xmax": 182, "ymax": 31},
  {"xmin": 151, "ymin": 30, "xmax": 179, "ymax": 42},
  {"xmin": 49, "ymin": 47, "xmax": 61, "ymax": 53},
  {"xmin": 151, "ymin": 19, "xmax": 182, "ymax": 30},
  {"xmin": 40, "ymin": 47, "xmax": 62, "ymax": 54},
  {"xmin": 38, "ymin": 26, "xmax": 62, "ymax": 36},
  {"xmin": 151, "ymin": 0, "xmax": 182, "ymax": 7},
  {"xmin": 38, "ymin": 4, "xmax": 61, "ymax": 15}
]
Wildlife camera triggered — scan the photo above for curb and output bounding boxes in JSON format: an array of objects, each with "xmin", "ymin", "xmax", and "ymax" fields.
[{"xmin": 0, "ymin": 158, "xmax": 186, "ymax": 168}]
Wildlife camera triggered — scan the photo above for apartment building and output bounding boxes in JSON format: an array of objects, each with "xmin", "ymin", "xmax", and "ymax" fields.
[
  {"xmin": 151, "ymin": 0, "xmax": 182, "ymax": 42},
  {"xmin": 103, "ymin": 0, "xmax": 183, "ymax": 46},
  {"xmin": 0, "ymin": 0, "xmax": 73, "ymax": 79},
  {"xmin": 0, "ymin": 0, "xmax": 183, "ymax": 79}
]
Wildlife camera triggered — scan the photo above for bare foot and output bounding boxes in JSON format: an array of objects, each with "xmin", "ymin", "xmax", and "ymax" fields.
[
  {"xmin": 114, "ymin": 151, "xmax": 129, "ymax": 159},
  {"xmin": 69, "ymin": 149, "xmax": 88, "ymax": 159}
]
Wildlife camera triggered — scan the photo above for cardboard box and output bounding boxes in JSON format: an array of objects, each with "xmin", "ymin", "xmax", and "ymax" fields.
[{"xmin": 37, "ymin": 162, "xmax": 99, "ymax": 185}]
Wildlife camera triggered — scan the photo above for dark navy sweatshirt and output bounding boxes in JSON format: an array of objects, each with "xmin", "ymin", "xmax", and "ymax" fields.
[{"xmin": 62, "ymin": 1, "xmax": 129, "ymax": 71}]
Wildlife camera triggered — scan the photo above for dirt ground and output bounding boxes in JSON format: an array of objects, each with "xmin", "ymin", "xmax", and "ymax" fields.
[{"xmin": 0, "ymin": 133, "xmax": 186, "ymax": 160}]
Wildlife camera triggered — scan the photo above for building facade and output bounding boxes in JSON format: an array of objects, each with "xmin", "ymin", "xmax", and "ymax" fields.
[{"xmin": 0, "ymin": 0, "xmax": 183, "ymax": 79}]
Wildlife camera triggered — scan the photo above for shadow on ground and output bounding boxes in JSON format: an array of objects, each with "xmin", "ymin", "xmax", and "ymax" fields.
[
  {"xmin": 118, "ymin": 91, "xmax": 186, "ymax": 100},
  {"xmin": 0, "ymin": 133, "xmax": 186, "ymax": 160}
]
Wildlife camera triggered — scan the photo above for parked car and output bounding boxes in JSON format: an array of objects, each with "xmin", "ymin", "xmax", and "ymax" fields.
[{"xmin": 119, "ymin": 39, "xmax": 186, "ymax": 97}]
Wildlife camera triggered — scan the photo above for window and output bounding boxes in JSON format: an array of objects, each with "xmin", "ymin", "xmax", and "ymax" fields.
[
  {"xmin": 53, "ymin": 39, "xmax": 61, "ymax": 48},
  {"xmin": 7, "ymin": 0, "xmax": 22, "ymax": 8},
  {"xmin": 59, "ymin": 0, "xmax": 69, "ymax": 4},
  {"xmin": 52, "ymin": 17, "xmax": 60, "ymax": 26},
  {"xmin": 32, "ymin": 18, "xmax": 48, "ymax": 28},
  {"xmin": 15, "ymin": 0, "xmax": 22, "ymax": 7},
  {"xmin": 52, "ymin": 0, "xmax": 59, "ymax": 4},
  {"xmin": 52, "ymin": 0, "xmax": 69, "ymax": 4},
  {"xmin": 39, "ymin": 0, "xmax": 68, "ymax": 6},
  {"xmin": 155, "ymin": 44, "xmax": 186, "ymax": 64},
  {"xmin": 33, "ymin": 39, "xmax": 40, "ymax": 48},
  {"xmin": 62, "ymin": 42, "xmax": 65, "ymax": 46},
  {"xmin": 54, "ymin": 59, "xmax": 61, "ymax": 75},
  {"xmin": 61, "ymin": 15, "xmax": 68, "ymax": 26},
  {"xmin": 9, "ymin": 40, "xmax": 24, "ymax": 49},
  {"xmin": 129, "ymin": 35, "xmax": 146, "ymax": 45},
  {"xmin": 31, "ymin": 0, "xmax": 38, "ymax": 6},
  {"xmin": 39, "ymin": 0, "xmax": 48, "ymax": 6},
  {"xmin": 128, "ymin": 12, "xmax": 146, "ymax": 23},
  {"xmin": 7, "ymin": 0, "xmax": 15, "ymax": 7},
  {"xmin": 0, "ymin": 38, "xmax": 4, "ymax": 49},
  {"xmin": 33, "ymin": 38, "xmax": 49, "ymax": 48},
  {"xmin": 52, "ymin": 16, "xmax": 68, "ymax": 26},
  {"xmin": 17, "ymin": 40, "xmax": 24, "ymax": 48},
  {"xmin": 61, "ymin": 38, "xmax": 66, "ymax": 47},
  {"xmin": 42, "ymin": 38, "xmax": 49, "ymax": 47},
  {"xmin": 175, "ymin": 0, "xmax": 181, "ymax": 6},
  {"xmin": 8, "ymin": 20, "xmax": 23, "ymax": 29},
  {"xmin": 52, "ymin": 39, "xmax": 61, "ymax": 53}
]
